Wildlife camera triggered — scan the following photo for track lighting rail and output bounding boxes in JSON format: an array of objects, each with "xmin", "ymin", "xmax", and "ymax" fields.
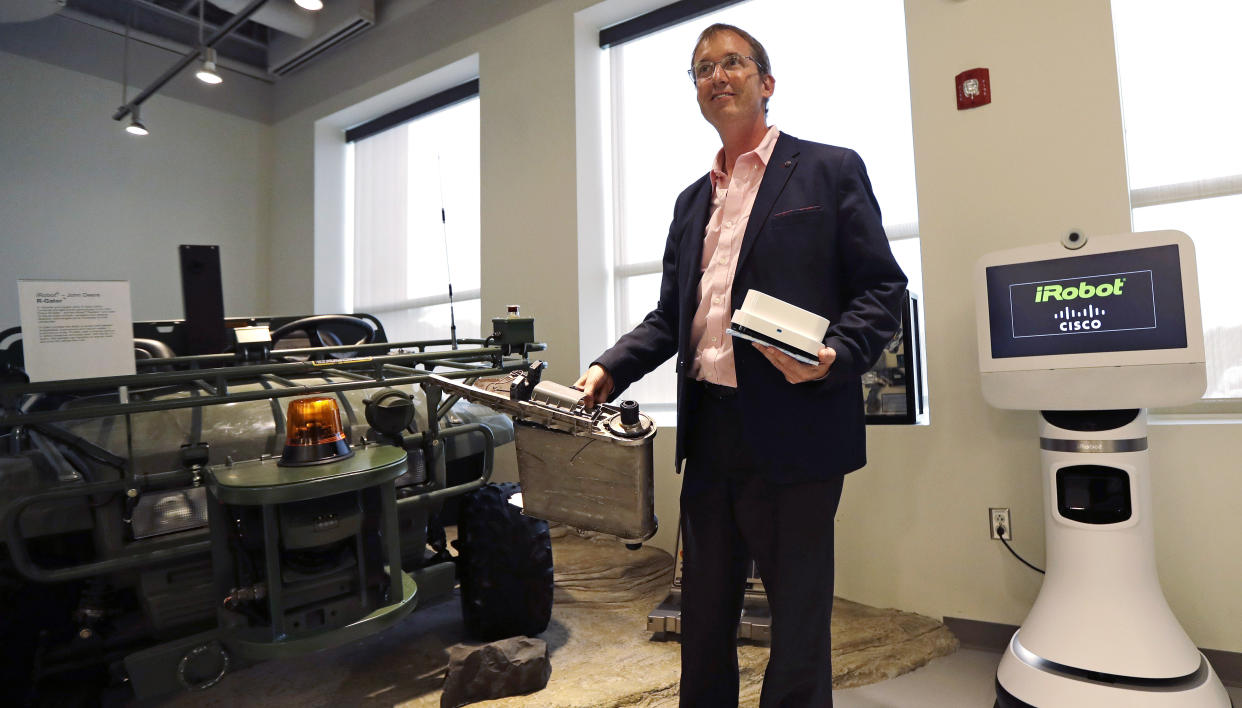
[{"xmin": 112, "ymin": 0, "xmax": 269, "ymax": 123}]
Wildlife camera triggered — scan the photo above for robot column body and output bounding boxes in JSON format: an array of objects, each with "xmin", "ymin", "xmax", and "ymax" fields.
[{"xmin": 995, "ymin": 409, "xmax": 1231, "ymax": 707}]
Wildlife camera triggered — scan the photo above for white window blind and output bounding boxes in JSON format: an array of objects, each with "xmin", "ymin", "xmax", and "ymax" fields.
[
  {"xmin": 348, "ymin": 95, "xmax": 481, "ymax": 344},
  {"xmin": 1113, "ymin": 1, "xmax": 1242, "ymax": 399}
]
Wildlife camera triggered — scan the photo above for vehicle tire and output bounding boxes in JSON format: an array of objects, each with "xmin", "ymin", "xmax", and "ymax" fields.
[
  {"xmin": 455, "ymin": 482, "xmax": 553, "ymax": 641},
  {"xmin": 0, "ymin": 577, "xmax": 85, "ymax": 707}
]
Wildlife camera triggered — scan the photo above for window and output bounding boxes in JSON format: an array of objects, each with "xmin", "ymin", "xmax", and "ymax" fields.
[
  {"xmin": 602, "ymin": 0, "xmax": 920, "ymax": 410},
  {"xmin": 346, "ymin": 84, "xmax": 481, "ymax": 344},
  {"xmin": 1113, "ymin": 1, "xmax": 1242, "ymax": 399}
]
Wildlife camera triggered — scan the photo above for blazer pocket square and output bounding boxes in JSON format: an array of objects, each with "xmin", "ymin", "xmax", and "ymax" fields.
[{"xmin": 772, "ymin": 205, "xmax": 824, "ymax": 226}]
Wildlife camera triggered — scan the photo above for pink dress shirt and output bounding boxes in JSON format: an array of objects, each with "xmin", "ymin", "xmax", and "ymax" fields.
[{"xmin": 688, "ymin": 125, "xmax": 781, "ymax": 388}]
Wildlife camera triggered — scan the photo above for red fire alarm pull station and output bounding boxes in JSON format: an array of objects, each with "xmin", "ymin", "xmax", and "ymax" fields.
[{"xmin": 956, "ymin": 67, "xmax": 991, "ymax": 109}]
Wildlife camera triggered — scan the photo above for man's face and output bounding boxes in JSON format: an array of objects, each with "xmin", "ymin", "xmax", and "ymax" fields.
[{"xmin": 693, "ymin": 31, "xmax": 774, "ymax": 134}]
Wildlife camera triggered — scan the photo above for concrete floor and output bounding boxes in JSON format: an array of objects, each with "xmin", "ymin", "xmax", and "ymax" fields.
[{"xmin": 837, "ymin": 648, "xmax": 1242, "ymax": 707}]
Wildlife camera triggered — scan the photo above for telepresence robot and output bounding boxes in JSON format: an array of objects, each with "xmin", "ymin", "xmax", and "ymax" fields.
[{"xmin": 974, "ymin": 230, "xmax": 1232, "ymax": 707}]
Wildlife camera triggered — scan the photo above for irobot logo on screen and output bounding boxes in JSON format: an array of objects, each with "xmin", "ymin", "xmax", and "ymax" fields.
[
  {"xmin": 1009, "ymin": 270, "xmax": 1156, "ymax": 339},
  {"xmin": 1034, "ymin": 278, "xmax": 1125, "ymax": 303}
]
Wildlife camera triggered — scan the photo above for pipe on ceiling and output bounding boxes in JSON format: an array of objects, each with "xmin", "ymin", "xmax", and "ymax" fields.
[
  {"xmin": 58, "ymin": 8, "xmax": 274, "ymax": 82},
  {"xmin": 207, "ymin": 0, "xmax": 313, "ymax": 38}
]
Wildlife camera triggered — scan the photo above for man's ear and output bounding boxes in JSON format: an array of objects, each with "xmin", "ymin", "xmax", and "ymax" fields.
[{"xmin": 762, "ymin": 74, "xmax": 775, "ymax": 99}]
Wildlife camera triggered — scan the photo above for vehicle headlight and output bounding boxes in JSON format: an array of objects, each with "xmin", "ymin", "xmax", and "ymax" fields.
[{"xmin": 131, "ymin": 487, "xmax": 208, "ymax": 539}]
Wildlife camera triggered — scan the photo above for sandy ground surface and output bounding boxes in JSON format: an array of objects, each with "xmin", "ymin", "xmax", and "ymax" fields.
[{"xmin": 146, "ymin": 531, "xmax": 956, "ymax": 707}]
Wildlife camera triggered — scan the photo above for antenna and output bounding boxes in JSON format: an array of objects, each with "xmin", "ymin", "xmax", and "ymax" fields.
[{"xmin": 436, "ymin": 153, "xmax": 458, "ymax": 350}]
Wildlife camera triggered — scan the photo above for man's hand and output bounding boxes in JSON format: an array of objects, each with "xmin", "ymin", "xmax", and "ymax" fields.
[
  {"xmin": 572, "ymin": 364, "xmax": 615, "ymax": 409},
  {"xmin": 753, "ymin": 342, "xmax": 836, "ymax": 383}
]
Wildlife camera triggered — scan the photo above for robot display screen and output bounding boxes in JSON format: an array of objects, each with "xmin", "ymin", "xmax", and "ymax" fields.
[{"xmin": 985, "ymin": 244, "xmax": 1187, "ymax": 359}]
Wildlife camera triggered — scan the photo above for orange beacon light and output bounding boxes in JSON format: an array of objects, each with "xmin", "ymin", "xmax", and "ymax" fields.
[{"xmin": 278, "ymin": 396, "xmax": 354, "ymax": 466}]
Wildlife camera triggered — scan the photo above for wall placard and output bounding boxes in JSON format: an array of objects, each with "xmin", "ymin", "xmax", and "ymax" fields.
[{"xmin": 17, "ymin": 279, "xmax": 136, "ymax": 382}]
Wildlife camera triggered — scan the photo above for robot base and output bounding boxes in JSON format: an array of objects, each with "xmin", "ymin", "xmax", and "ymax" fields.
[{"xmin": 995, "ymin": 632, "xmax": 1232, "ymax": 708}]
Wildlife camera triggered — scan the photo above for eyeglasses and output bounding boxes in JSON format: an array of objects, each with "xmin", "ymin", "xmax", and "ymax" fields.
[{"xmin": 688, "ymin": 53, "xmax": 764, "ymax": 83}]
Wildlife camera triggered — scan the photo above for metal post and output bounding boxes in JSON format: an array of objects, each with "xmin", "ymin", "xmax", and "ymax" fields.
[
  {"xmin": 261, "ymin": 504, "xmax": 285, "ymax": 638},
  {"xmin": 379, "ymin": 483, "xmax": 403, "ymax": 602}
]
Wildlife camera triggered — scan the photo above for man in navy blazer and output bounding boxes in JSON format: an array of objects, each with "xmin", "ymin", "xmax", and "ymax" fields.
[{"xmin": 576, "ymin": 23, "xmax": 906, "ymax": 707}]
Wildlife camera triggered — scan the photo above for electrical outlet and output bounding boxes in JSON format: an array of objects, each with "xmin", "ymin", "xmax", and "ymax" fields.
[{"xmin": 989, "ymin": 508, "xmax": 1012, "ymax": 541}]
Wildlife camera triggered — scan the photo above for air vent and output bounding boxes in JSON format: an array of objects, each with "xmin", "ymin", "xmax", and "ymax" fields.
[{"xmin": 267, "ymin": 0, "xmax": 375, "ymax": 77}]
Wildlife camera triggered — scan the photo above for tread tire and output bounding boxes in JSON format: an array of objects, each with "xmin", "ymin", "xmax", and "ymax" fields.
[{"xmin": 456, "ymin": 482, "xmax": 553, "ymax": 640}]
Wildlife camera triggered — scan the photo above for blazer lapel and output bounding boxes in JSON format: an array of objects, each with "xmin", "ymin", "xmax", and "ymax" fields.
[
  {"xmin": 736, "ymin": 133, "xmax": 800, "ymax": 275},
  {"xmin": 678, "ymin": 177, "xmax": 712, "ymax": 302},
  {"xmin": 678, "ymin": 176, "xmax": 713, "ymax": 346}
]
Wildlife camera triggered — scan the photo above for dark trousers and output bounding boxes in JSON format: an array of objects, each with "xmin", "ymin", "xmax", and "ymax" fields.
[{"xmin": 679, "ymin": 383, "xmax": 844, "ymax": 708}]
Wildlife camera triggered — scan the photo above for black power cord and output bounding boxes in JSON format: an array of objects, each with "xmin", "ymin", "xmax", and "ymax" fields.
[{"xmin": 996, "ymin": 524, "xmax": 1045, "ymax": 575}]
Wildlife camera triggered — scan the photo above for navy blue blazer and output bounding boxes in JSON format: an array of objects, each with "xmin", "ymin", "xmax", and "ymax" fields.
[{"xmin": 595, "ymin": 132, "xmax": 907, "ymax": 483}]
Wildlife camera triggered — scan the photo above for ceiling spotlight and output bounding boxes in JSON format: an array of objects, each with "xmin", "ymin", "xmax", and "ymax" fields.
[
  {"xmin": 195, "ymin": 47, "xmax": 223, "ymax": 85},
  {"xmin": 294, "ymin": 0, "xmax": 323, "ymax": 11},
  {"xmin": 125, "ymin": 106, "xmax": 148, "ymax": 136}
]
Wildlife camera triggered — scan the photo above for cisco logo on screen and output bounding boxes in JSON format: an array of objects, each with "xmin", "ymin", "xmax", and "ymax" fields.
[
  {"xmin": 1050, "ymin": 304, "xmax": 1106, "ymax": 331},
  {"xmin": 1008, "ymin": 270, "xmax": 1156, "ymax": 339}
]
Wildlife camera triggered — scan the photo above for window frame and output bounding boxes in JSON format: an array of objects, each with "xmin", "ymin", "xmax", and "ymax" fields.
[
  {"xmin": 313, "ymin": 55, "xmax": 479, "ymax": 317},
  {"xmin": 335, "ymin": 76, "xmax": 482, "ymax": 345}
]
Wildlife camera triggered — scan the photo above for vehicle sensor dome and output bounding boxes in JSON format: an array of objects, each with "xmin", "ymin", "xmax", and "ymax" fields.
[{"xmin": 278, "ymin": 396, "xmax": 354, "ymax": 466}]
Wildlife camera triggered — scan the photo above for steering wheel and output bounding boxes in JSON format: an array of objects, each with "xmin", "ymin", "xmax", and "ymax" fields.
[
  {"xmin": 269, "ymin": 315, "xmax": 378, "ymax": 357},
  {"xmin": 134, "ymin": 338, "xmax": 177, "ymax": 360}
]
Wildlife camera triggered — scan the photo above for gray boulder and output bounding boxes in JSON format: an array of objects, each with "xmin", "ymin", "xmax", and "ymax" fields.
[{"xmin": 440, "ymin": 636, "xmax": 551, "ymax": 708}]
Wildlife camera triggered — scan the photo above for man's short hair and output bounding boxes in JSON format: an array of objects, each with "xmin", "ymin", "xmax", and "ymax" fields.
[{"xmin": 691, "ymin": 23, "xmax": 772, "ymax": 79}]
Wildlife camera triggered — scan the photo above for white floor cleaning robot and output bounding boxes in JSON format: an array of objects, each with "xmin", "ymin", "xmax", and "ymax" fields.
[{"xmin": 975, "ymin": 230, "xmax": 1232, "ymax": 707}]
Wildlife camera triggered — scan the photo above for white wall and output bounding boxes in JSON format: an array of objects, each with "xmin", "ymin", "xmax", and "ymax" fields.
[
  {"xmin": 834, "ymin": 0, "xmax": 1242, "ymax": 654},
  {"xmin": 837, "ymin": 0, "xmax": 1134, "ymax": 620},
  {"xmin": 260, "ymin": 0, "xmax": 1242, "ymax": 655},
  {"xmin": 0, "ymin": 50, "xmax": 272, "ymax": 328}
]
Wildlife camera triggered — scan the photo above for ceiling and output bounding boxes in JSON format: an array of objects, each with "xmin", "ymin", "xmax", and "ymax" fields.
[
  {"xmin": 0, "ymin": 0, "xmax": 439, "ymax": 82},
  {"xmin": 0, "ymin": 0, "xmax": 477, "ymax": 123},
  {"xmin": 66, "ymin": 0, "xmax": 271, "ymax": 71},
  {"xmin": 0, "ymin": 0, "xmax": 454, "ymax": 87}
]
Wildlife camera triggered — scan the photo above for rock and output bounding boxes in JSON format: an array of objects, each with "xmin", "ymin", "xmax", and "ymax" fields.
[
  {"xmin": 830, "ymin": 597, "xmax": 961, "ymax": 689},
  {"xmin": 552, "ymin": 532, "xmax": 674, "ymax": 606},
  {"xmin": 440, "ymin": 636, "xmax": 551, "ymax": 708}
]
